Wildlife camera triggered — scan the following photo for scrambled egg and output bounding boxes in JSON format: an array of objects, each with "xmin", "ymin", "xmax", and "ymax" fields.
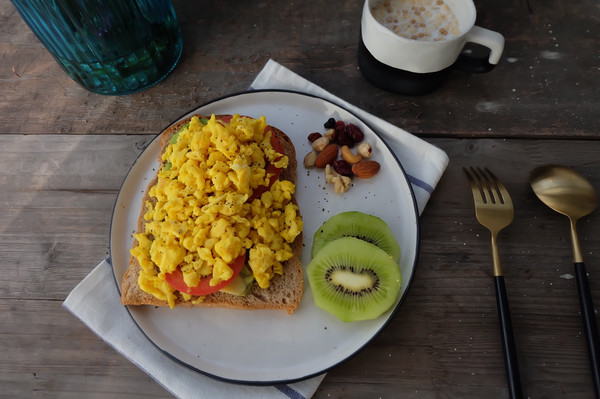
[{"xmin": 130, "ymin": 114, "xmax": 303, "ymax": 308}]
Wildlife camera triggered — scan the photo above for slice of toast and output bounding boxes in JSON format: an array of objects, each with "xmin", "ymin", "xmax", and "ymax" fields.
[{"xmin": 120, "ymin": 115, "xmax": 303, "ymax": 314}]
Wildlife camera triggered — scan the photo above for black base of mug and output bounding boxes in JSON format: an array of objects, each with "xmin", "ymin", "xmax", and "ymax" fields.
[
  {"xmin": 357, "ymin": 37, "xmax": 450, "ymax": 96},
  {"xmin": 358, "ymin": 36, "xmax": 498, "ymax": 96}
]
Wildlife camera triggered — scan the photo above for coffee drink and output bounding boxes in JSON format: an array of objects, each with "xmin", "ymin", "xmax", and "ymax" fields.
[{"xmin": 370, "ymin": 0, "xmax": 461, "ymax": 41}]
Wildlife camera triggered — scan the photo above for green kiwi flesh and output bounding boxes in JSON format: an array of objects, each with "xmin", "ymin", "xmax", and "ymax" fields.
[
  {"xmin": 312, "ymin": 211, "xmax": 401, "ymax": 262},
  {"xmin": 307, "ymin": 237, "xmax": 402, "ymax": 322}
]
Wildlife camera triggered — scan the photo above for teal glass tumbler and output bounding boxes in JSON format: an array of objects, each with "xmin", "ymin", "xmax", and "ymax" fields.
[{"xmin": 11, "ymin": 0, "xmax": 183, "ymax": 95}]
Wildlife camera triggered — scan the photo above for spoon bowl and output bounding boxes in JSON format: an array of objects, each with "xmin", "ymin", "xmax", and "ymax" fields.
[
  {"xmin": 530, "ymin": 164, "xmax": 597, "ymax": 221},
  {"xmin": 529, "ymin": 164, "xmax": 600, "ymax": 396}
]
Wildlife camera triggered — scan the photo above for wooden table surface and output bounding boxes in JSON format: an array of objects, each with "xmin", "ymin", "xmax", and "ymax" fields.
[{"xmin": 2, "ymin": 0, "xmax": 599, "ymax": 398}]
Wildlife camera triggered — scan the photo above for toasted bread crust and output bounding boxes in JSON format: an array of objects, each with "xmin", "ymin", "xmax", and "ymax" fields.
[{"xmin": 120, "ymin": 114, "xmax": 303, "ymax": 314}]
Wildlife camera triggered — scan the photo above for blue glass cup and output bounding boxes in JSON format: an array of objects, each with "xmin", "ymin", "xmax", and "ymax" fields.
[{"xmin": 11, "ymin": 0, "xmax": 183, "ymax": 95}]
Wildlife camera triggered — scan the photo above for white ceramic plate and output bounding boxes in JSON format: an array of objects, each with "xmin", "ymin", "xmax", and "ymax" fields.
[{"xmin": 110, "ymin": 90, "xmax": 419, "ymax": 384}]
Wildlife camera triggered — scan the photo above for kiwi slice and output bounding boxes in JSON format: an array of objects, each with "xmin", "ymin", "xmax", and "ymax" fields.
[
  {"xmin": 312, "ymin": 211, "xmax": 401, "ymax": 262},
  {"xmin": 307, "ymin": 237, "xmax": 402, "ymax": 322}
]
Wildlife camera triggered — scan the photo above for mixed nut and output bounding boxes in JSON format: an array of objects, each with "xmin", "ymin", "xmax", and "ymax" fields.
[{"xmin": 304, "ymin": 118, "xmax": 381, "ymax": 193}]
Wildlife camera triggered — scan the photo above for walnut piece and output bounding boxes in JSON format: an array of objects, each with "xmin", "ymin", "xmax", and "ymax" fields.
[{"xmin": 333, "ymin": 175, "xmax": 352, "ymax": 194}]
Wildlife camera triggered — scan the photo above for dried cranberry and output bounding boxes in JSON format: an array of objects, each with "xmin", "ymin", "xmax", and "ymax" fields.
[
  {"xmin": 307, "ymin": 132, "xmax": 322, "ymax": 142},
  {"xmin": 324, "ymin": 118, "xmax": 336, "ymax": 129},
  {"xmin": 334, "ymin": 120, "xmax": 346, "ymax": 133},
  {"xmin": 345, "ymin": 124, "xmax": 364, "ymax": 143},
  {"xmin": 336, "ymin": 126, "xmax": 354, "ymax": 147},
  {"xmin": 333, "ymin": 159, "xmax": 353, "ymax": 177}
]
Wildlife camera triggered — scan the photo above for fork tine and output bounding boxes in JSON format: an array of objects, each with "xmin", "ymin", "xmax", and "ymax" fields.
[
  {"xmin": 464, "ymin": 167, "xmax": 513, "ymax": 207},
  {"xmin": 465, "ymin": 167, "xmax": 496, "ymax": 204},
  {"xmin": 463, "ymin": 166, "xmax": 521, "ymax": 397},
  {"xmin": 484, "ymin": 167, "xmax": 511, "ymax": 205},
  {"xmin": 472, "ymin": 167, "xmax": 498, "ymax": 204},
  {"xmin": 463, "ymin": 167, "xmax": 487, "ymax": 204}
]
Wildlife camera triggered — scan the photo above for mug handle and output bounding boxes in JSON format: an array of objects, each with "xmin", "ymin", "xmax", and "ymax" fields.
[{"xmin": 453, "ymin": 26, "xmax": 505, "ymax": 73}]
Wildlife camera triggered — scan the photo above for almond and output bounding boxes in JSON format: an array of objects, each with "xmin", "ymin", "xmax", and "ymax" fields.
[
  {"xmin": 351, "ymin": 160, "xmax": 380, "ymax": 178},
  {"xmin": 315, "ymin": 144, "xmax": 339, "ymax": 168}
]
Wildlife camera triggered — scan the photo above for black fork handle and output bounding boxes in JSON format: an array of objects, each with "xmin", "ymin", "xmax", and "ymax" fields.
[
  {"xmin": 495, "ymin": 276, "xmax": 524, "ymax": 399},
  {"xmin": 574, "ymin": 262, "xmax": 600, "ymax": 397}
]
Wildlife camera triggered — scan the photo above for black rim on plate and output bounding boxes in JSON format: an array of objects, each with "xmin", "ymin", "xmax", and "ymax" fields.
[{"xmin": 108, "ymin": 89, "xmax": 420, "ymax": 385}]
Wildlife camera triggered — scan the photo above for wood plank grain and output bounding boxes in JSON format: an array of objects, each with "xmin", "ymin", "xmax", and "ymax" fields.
[
  {"xmin": 314, "ymin": 137, "xmax": 600, "ymax": 398},
  {"xmin": 1, "ymin": 1, "xmax": 599, "ymax": 139},
  {"xmin": 0, "ymin": 299, "xmax": 170, "ymax": 399},
  {"xmin": 0, "ymin": 135, "xmax": 150, "ymax": 300},
  {"xmin": 1, "ymin": 135, "xmax": 599, "ymax": 397}
]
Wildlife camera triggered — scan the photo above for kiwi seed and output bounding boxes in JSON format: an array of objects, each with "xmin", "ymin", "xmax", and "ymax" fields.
[{"xmin": 307, "ymin": 237, "xmax": 402, "ymax": 322}]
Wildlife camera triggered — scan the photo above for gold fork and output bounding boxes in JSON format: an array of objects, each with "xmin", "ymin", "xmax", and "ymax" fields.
[{"xmin": 464, "ymin": 167, "xmax": 524, "ymax": 399}]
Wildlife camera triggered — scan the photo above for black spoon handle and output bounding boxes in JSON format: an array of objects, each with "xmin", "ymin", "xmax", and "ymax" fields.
[
  {"xmin": 494, "ymin": 276, "xmax": 524, "ymax": 399},
  {"xmin": 574, "ymin": 262, "xmax": 600, "ymax": 397}
]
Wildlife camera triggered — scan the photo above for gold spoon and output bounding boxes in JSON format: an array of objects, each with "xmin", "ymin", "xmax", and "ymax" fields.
[{"xmin": 530, "ymin": 164, "xmax": 600, "ymax": 396}]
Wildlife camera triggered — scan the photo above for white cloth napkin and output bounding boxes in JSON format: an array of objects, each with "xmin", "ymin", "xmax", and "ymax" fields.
[
  {"xmin": 63, "ymin": 60, "xmax": 449, "ymax": 399},
  {"xmin": 251, "ymin": 60, "xmax": 449, "ymax": 215},
  {"xmin": 64, "ymin": 257, "xmax": 324, "ymax": 399}
]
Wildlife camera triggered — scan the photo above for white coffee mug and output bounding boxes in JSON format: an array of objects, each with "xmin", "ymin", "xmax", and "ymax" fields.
[{"xmin": 358, "ymin": 0, "xmax": 505, "ymax": 94}]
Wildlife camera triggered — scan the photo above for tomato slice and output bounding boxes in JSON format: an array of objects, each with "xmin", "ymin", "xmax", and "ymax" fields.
[
  {"xmin": 165, "ymin": 253, "xmax": 246, "ymax": 295},
  {"xmin": 218, "ymin": 115, "xmax": 233, "ymax": 123},
  {"xmin": 249, "ymin": 126, "xmax": 284, "ymax": 201}
]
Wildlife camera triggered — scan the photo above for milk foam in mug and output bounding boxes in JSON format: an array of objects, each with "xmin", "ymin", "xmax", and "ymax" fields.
[
  {"xmin": 358, "ymin": 0, "xmax": 505, "ymax": 95},
  {"xmin": 371, "ymin": 0, "xmax": 461, "ymax": 42}
]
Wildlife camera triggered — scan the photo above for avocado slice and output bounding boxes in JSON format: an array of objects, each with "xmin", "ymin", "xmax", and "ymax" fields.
[{"xmin": 220, "ymin": 265, "xmax": 254, "ymax": 296}]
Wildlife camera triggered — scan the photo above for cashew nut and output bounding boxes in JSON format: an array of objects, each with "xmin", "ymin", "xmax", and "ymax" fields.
[{"xmin": 340, "ymin": 145, "xmax": 362, "ymax": 164}]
